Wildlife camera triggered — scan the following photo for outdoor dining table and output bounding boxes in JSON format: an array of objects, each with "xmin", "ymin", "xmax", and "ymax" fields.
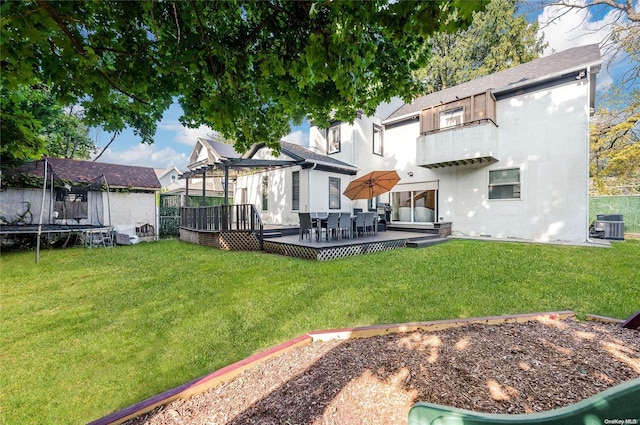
[{"xmin": 309, "ymin": 212, "xmax": 378, "ymax": 241}]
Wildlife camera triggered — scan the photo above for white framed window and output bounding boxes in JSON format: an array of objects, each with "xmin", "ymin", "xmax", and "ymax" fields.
[
  {"xmin": 489, "ymin": 168, "xmax": 521, "ymax": 200},
  {"xmin": 261, "ymin": 175, "xmax": 269, "ymax": 211},
  {"xmin": 292, "ymin": 171, "xmax": 300, "ymax": 211},
  {"xmin": 327, "ymin": 125, "xmax": 341, "ymax": 154},
  {"xmin": 329, "ymin": 177, "xmax": 341, "ymax": 209},
  {"xmin": 439, "ymin": 107, "xmax": 464, "ymax": 129},
  {"xmin": 373, "ymin": 124, "xmax": 383, "ymax": 156}
]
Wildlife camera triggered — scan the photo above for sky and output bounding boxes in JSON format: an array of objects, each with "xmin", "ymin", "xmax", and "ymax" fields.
[{"xmin": 91, "ymin": 1, "xmax": 633, "ymax": 171}]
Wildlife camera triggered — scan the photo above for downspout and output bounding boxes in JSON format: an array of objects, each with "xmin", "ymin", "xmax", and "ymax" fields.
[
  {"xmin": 307, "ymin": 162, "xmax": 317, "ymax": 211},
  {"xmin": 351, "ymin": 123, "xmax": 356, "ymax": 166},
  {"xmin": 36, "ymin": 158, "xmax": 48, "ymax": 264},
  {"xmin": 585, "ymin": 65, "xmax": 594, "ymax": 242}
]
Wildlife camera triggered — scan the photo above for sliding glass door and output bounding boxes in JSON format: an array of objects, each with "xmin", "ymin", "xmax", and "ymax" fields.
[{"xmin": 390, "ymin": 189, "xmax": 437, "ymax": 223}]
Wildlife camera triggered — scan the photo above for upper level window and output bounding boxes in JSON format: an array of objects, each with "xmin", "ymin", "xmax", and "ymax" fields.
[
  {"xmin": 440, "ymin": 107, "xmax": 464, "ymax": 128},
  {"xmin": 328, "ymin": 125, "xmax": 341, "ymax": 154},
  {"xmin": 373, "ymin": 124, "xmax": 383, "ymax": 156},
  {"xmin": 171, "ymin": 174, "xmax": 178, "ymax": 183},
  {"xmin": 489, "ymin": 168, "xmax": 521, "ymax": 200}
]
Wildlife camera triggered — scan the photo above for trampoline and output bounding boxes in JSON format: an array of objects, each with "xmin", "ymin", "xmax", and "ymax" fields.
[{"xmin": 1, "ymin": 158, "xmax": 116, "ymax": 260}]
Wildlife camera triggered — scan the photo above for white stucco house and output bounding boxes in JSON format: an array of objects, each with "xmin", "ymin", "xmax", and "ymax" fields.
[{"xmin": 203, "ymin": 44, "xmax": 602, "ymax": 243}]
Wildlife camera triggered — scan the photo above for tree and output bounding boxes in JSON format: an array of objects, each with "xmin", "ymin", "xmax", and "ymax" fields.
[
  {"xmin": 1, "ymin": 0, "xmax": 487, "ymax": 155},
  {"xmin": 415, "ymin": 0, "xmax": 547, "ymax": 93},
  {"xmin": 0, "ymin": 83, "xmax": 96, "ymax": 168},
  {"xmin": 590, "ymin": 86, "xmax": 640, "ymax": 195},
  {"xmin": 535, "ymin": 0, "xmax": 639, "ymax": 194}
]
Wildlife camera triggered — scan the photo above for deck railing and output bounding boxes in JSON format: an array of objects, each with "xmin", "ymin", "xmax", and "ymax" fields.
[{"xmin": 180, "ymin": 204, "xmax": 264, "ymax": 246}]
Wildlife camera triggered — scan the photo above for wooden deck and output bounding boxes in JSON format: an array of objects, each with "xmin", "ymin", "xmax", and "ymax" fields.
[{"xmin": 263, "ymin": 229, "xmax": 447, "ymax": 261}]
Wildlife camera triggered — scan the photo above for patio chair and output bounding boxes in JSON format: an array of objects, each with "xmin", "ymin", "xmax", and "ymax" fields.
[
  {"xmin": 321, "ymin": 212, "xmax": 340, "ymax": 241},
  {"xmin": 354, "ymin": 213, "xmax": 366, "ymax": 237},
  {"xmin": 364, "ymin": 212, "xmax": 376, "ymax": 236},
  {"xmin": 298, "ymin": 212, "xmax": 317, "ymax": 241},
  {"xmin": 338, "ymin": 213, "xmax": 352, "ymax": 239}
]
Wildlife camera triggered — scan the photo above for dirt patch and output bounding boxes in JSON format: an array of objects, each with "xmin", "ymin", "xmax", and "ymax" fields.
[{"xmin": 127, "ymin": 318, "xmax": 639, "ymax": 425}]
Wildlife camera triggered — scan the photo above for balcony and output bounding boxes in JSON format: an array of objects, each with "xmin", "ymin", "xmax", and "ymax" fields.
[{"xmin": 416, "ymin": 120, "xmax": 499, "ymax": 169}]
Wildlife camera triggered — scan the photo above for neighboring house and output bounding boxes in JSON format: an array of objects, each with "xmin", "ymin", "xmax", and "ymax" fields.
[
  {"xmin": 1, "ymin": 157, "xmax": 161, "ymax": 235},
  {"xmin": 228, "ymin": 44, "xmax": 602, "ymax": 243},
  {"xmin": 155, "ymin": 167, "xmax": 183, "ymax": 192},
  {"xmin": 183, "ymin": 138, "xmax": 239, "ymax": 199}
]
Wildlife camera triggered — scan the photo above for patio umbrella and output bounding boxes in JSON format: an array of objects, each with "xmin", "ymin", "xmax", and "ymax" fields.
[{"xmin": 343, "ymin": 170, "xmax": 401, "ymax": 200}]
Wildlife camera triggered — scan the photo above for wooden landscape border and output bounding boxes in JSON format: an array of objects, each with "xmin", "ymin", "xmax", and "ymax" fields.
[{"xmin": 90, "ymin": 310, "xmax": 627, "ymax": 425}]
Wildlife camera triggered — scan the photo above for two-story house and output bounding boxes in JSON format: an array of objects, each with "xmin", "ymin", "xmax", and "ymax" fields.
[{"xmin": 232, "ymin": 44, "xmax": 601, "ymax": 243}]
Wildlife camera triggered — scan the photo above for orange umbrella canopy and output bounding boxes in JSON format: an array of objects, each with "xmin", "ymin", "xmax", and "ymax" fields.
[{"xmin": 343, "ymin": 170, "xmax": 401, "ymax": 200}]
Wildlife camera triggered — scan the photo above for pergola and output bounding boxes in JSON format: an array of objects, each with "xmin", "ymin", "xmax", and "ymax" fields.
[{"xmin": 180, "ymin": 157, "xmax": 304, "ymax": 206}]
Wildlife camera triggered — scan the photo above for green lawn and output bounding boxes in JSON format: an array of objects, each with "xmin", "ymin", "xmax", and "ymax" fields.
[{"xmin": 1, "ymin": 239, "xmax": 638, "ymax": 424}]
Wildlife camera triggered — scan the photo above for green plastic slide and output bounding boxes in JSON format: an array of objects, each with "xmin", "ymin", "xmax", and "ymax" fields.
[{"xmin": 409, "ymin": 378, "xmax": 640, "ymax": 425}]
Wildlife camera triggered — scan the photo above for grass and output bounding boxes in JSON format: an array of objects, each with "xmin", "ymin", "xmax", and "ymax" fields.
[{"xmin": 1, "ymin": 239, "xmax": 638, "ymax": 424}]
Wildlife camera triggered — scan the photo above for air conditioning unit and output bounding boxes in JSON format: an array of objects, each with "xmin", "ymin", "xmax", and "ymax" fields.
[{"xmin": 591, "ymin": 214, "xmax": 625, "ymax": 240}]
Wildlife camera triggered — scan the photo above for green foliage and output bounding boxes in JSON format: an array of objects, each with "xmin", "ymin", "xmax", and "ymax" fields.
[
  {"xmin": 1, "ymin": 1, "xmax": 486, "ymax": 154},
  {"xmin": 415, "ymin": 0, "xmax": 546, "ymax": 92},
  {"xmin": 0, "ymin": 84, "xmax": 47, "ymax": 168},
  {"xmin": 1, "ymin": 239, "xmax": 638, "ymax": 424},
  {"xmin": 0, "ymin": 83, "xmax": 96, "ymax": 169},
  {"xmin": 590, "ymin": 196, "xmax": 640, "ymax": 234},
  {"xmin": 590, "ymin": 88, "xmax": 640, "ymax": 195}
]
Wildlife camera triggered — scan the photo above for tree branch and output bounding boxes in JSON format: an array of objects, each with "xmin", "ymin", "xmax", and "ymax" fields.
[
  {"xmin": 189, "ymin": 0, "xmax": 218, "ymax": 76},
  {"xmin": 37, "ymin": 0, "xmax": 150, "ymax": 106},
  {"xmin": 547, "ymin": 0, "xmax": 639, "ymax": 22},
  {"xmin": 93, "ymin": 131, "xmax": 120, "ymax": 162},
  {"xmin": 172, "ymin": 2, "xmax": 181, "ymax": 69},
  {"xmin": 36, "ymin": 0, "xmax": 86, "ymax": 55}
]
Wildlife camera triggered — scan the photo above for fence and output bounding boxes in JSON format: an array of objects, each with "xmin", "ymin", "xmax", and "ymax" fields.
[
  {"xmin": 590, "ymin": 196, "xmax": 640, "ymax": 234},
  {"xmin": 159, "ymin": 194, "xmax": 230, "ymax": 238}
]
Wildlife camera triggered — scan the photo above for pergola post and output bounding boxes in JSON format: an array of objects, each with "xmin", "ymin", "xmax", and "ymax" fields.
[
  {"xmin": 201, "ymin": 169, "xmax": 206, "ymax": 207},
  {"xmin": 224, "ymin": 166, "xmax": 229, "ymax": 206},
  {"xmin": 185, "ymin": 176, "xmax": 190, "ymax": 207}
]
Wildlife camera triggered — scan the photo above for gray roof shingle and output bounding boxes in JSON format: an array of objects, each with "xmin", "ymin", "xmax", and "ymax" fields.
[
  {"xmin": 280, "ymin": 141, "xmax": 357, "ymax": 170},
  {"xmin": 384, "ymin": 44, "xmax": 602, "ymax": 122}
]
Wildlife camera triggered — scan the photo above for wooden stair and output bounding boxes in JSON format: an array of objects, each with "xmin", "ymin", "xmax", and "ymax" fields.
[{"xmin": 405, "ymin": 235, "xmax": 450, "ymax": 249}]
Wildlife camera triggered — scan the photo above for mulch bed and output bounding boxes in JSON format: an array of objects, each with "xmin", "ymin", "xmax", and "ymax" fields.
[{"xmin": 127, "ymin": 318, "xmax": 639, "ymax": 425}]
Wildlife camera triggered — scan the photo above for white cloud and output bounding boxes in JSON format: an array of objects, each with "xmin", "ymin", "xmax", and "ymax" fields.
[
  {"xmin": 92, "ymin": 144, "xmax": 189, "ymax": 170},
  {"xmin": 537, "ymin": 1, "xmax": 627, "ymax": 89},
  {"xmin": 283, "ymin": 130, "xmax": 309, "ymax": 147},
  {"xmin": 158, "ymin": 120, "xmax": 217, "ymax": 146}
]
